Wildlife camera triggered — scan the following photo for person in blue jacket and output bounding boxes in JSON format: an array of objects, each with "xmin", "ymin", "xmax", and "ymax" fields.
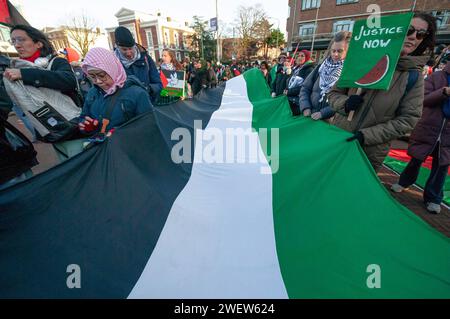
[
  {"xmin": 78, "ymin": 47, "xmax": 152, "ymax": 135},
  {"xmin": 114, "ymin": 26, "xmax": 162, "ymax": 104}
]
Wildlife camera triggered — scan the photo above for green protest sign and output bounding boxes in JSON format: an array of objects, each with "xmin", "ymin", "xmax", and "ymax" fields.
[{"xmin": 337, "ymin": 12, "xmax": 413, "ymax": 91}]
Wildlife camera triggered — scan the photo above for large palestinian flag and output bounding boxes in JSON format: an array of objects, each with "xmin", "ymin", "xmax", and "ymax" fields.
[{"xmin": 0, "ymin": 69, "xmax": 449, "ymax": 298}]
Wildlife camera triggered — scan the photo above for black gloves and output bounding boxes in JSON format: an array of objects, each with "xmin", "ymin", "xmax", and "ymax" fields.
[
  {"xmin": 346, "ymin": 131, "xmax": 364, "ymax": 145},
  {"xmin": 345, "ymin": 95, "xmax": 364, "ymax": 113}
]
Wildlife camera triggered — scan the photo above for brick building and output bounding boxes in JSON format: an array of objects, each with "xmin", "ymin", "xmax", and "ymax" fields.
[
  {"xmin": 106, "ymin": 8, "xmax": 195, "ymax": 62},
  {"xmin": 286, "ymin": 0, "xmax": 450, "ymax": 61}
]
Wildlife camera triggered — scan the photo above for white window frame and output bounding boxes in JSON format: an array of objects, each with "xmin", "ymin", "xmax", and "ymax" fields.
[
  {"xmin": 432, "ymin": 10, "xmax": 450, "ymax": 30},
  {"xmin": 123, "ymin": 24, "xmax": 137, "ymax": 43},
  {"xmin": 182, "ymin": 34, "xmax": 187, "ymax": 48},
  {"xmin": 164, "ymin": 31, "xmax": 169, "ymax": 47},
  {"xmin": 302, "ymin": 0, "xmax": 321, "ymax": 10},
  {"xmin": 333, "ymin": 20, "xmax": 354, "ymax": 33},
  {"xmin": 299, "ymin": 23, "xmax": 316, "ymax": 36},
  {"xmin": 146, "ymin": 31, "xmax": 156, "ymax": 59},
  {"xmin": 174, "ymin": 32, "xmax": 179, "ymax": 48},
  {"xmin": 336, "ymin": 0, "xmax": 358, "ymax": 5}
]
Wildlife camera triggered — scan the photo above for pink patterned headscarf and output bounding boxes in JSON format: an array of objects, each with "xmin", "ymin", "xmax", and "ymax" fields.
[{"xmin": 82, "ymin": 47, "xmax": 127, "ymax": 96}]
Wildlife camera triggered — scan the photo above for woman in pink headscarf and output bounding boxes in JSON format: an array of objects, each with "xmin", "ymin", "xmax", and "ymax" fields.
[{"xmin": 78, "ymin": 47, "xmax": 152, "ymax": 135}]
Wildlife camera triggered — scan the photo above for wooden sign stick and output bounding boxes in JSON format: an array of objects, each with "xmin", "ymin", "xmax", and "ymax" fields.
[{"xmin": 347, "ymin": 87, "xmax": 363, "ymax": 121}]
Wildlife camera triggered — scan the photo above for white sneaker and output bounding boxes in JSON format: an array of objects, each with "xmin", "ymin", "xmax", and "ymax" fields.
[
  {"xmin": 391, "ymin": 183, "xmax": 407, "ymax": 193},
  {"xmin": 426, "ymin": 202, "xmax": 441, "ymax": 214}
]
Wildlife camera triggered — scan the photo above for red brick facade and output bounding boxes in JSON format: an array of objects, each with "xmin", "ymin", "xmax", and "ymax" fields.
[{"xmin": 287, "ymin": 0, "xmax": 450, "ymax": 54}]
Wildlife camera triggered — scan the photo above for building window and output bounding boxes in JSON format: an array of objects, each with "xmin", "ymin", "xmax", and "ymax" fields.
[
  {"xmin": 301, "ymin": 0, "xmax": 320, "ymax": 10},
  {"xmin": 299, "ymin": 23, "xmax": 316, "ymax": 36},
  {"xmin": 182, "ymin": 34, "xmax": 186, "ymax": 48},
  {"xmin": 176, "ymin": 51, "xmax": 181, "ymax": 61},
  {"xmin": 336, "ymin": 0, "xmax": 358, "ymax": 5},
  {"xmin": 146, "ymin": 31, "xmax": 155, "ymax": 59},
  {"xmin": 432, "ymin": 10, "xmax": 450, "ymax": 30},
  {"xmin": 125, "ymin": 25, "xmax": 137, "ymax": 43},
  {"xmin": 333, "ymin": 20, "xmax": 354, "ymax": 33},
  {"xmin": 164, "ymin": 31, "xmax": 169, "ymax": 47},
  {"xmin": 174, "ymin": 32, "xmax": 179, "ymax": 48},
  {"xmin": 318, "ymin": 50, "xmax": 327, "ymax": 62}
]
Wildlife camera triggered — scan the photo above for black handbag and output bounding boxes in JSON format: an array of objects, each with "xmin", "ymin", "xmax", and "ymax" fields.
[{"xmin": 29, "ymin": 101, "xmax": 79, "ymax": 143}]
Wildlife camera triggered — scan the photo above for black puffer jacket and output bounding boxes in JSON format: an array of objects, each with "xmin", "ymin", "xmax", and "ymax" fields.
[
  {"xmin": 286, "ymin": 62, "xmax": 316, "ymax": 106},
  {"xmin": 272, "ymin": 66, "xmax": 289, "ymax": 97}
]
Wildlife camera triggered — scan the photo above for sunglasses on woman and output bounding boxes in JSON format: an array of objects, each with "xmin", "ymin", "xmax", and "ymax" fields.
[{"xmin": 407, "ymin": 26, "xmax": 429, "ymax": 40}]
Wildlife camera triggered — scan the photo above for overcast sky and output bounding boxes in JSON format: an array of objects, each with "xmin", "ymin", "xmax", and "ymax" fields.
[{"xmin": 13, "ymin": 0, "xmax": 288, "ymax": 35}]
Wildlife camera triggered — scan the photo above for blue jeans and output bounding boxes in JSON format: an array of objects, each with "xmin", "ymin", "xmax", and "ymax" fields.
[{"xmin": 398, "ymin": 145, "xmax": 448, "ymax": 205}]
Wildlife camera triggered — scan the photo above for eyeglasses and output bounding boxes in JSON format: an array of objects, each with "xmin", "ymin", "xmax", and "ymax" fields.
[
  {"xmin": 9, "ymin": 37, "xmax": 27, "ymax": 45},
  {"xmin": 407, "ymin": 26, "xmax": 429, "ymax": 40},
  {"xmin": 87, "ymin": 72, "xmax": 109, "ymax": 82}
]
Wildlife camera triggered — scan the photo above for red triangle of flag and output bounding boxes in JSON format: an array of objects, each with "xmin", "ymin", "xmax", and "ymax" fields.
[{"xmin": 160, "ymin": 71, "xmax": 168, "ymax": 88}]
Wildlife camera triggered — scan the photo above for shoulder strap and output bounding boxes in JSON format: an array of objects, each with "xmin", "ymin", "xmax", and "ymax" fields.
[
  {"xmin": 311, "ymin": 63, "xmax": 321, "ymax": 82},
  {"xmin": 100, "ymin": 89, "xmax": 123, "ymax": 134},
  {"xmin": 403, "ymin": 70, "xmax": 419, "ymax": 99},
  {"xmin": 46, "ymin": 55, "xmax": 57, "ymax": 71},
  {"xmin": 393, "ymin": 70, "xmax": 420, "ymax": 117}
]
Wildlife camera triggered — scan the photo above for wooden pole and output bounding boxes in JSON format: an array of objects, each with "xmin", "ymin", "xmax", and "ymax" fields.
[{"xmin": 347, "ymin": 87, "xmax": 362, "ymax": 121}]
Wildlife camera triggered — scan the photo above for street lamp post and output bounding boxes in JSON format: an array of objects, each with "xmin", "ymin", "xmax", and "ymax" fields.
[{"xmin": 216, "ymin": 0, "xmax": 220, "ymax": 63}]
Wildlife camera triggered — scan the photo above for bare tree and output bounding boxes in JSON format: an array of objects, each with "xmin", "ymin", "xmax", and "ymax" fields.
[
  {"xmin": 253, "ymin": 18, "xmax": 272, "ymax": 58},
  {"xmin": 234, "ymin": 4, "xmax": 268, "ymax": 59},
  {"xmin": 66, "ymin": 12, "xmax": 101, "ymax": 58}
]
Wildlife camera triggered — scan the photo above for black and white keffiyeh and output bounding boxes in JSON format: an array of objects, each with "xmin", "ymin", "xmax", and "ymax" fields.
[{"xmin": 318, "ymin": 57, "xmax": 344, "ymax": 102}]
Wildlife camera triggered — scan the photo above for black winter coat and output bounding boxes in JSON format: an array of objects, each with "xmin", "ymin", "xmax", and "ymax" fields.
[
  {"xmin": 190, "ymin": 69, "xmax": 208, "ymax": 96},
  {"xmin": 272, "ymin": 71, "xmax": 289, "ymax": 97},
  {"xmin": 286, "ymin": 63, "xmax": 315, "ymax": 98}
]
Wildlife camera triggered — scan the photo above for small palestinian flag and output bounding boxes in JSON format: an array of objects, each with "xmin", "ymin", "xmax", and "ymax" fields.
[{"xmin": 160, "ymin": 70, "xmax": 168, "ymax": 88}]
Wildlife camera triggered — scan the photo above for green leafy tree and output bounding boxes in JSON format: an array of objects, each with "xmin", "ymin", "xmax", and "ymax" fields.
[
  {"xmin": 264, "ymin": 29, "xmax": 285, "ymax": 58},
  {"xmin": 188, "ymin": 16, "xmax": 216, "ymax": 61}
]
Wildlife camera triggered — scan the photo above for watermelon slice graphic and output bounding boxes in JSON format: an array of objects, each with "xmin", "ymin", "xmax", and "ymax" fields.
[{"xmin": 355, "ymin": 55, "xmax": 390, "ymax": 86}]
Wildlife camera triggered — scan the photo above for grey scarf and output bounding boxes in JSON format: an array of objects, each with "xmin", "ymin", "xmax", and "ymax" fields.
[{"xmin": 115, "ymin": 46, "xmax": 141, "ymax": 69}]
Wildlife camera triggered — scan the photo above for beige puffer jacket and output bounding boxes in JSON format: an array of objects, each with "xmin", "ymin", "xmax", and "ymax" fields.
[{"xmin": 328, "ymin": 55, "xmax": 429, "ymax": 171}]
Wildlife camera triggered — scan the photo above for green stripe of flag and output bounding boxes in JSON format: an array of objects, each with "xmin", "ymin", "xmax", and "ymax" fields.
[{"xmin": 244, "ymin": 69, "xmax": 450, "ymax": 298}]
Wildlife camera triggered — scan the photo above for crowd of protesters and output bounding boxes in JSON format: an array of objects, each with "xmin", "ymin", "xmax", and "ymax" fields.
[{"xmin": 1, "ymin": 12, "xmax": 450, "ymax": 215}]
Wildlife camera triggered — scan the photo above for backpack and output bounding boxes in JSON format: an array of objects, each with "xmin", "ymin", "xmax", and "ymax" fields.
[{"xmin": 0, "ymin": 118, "xmax": 37, "ymax": 184}]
